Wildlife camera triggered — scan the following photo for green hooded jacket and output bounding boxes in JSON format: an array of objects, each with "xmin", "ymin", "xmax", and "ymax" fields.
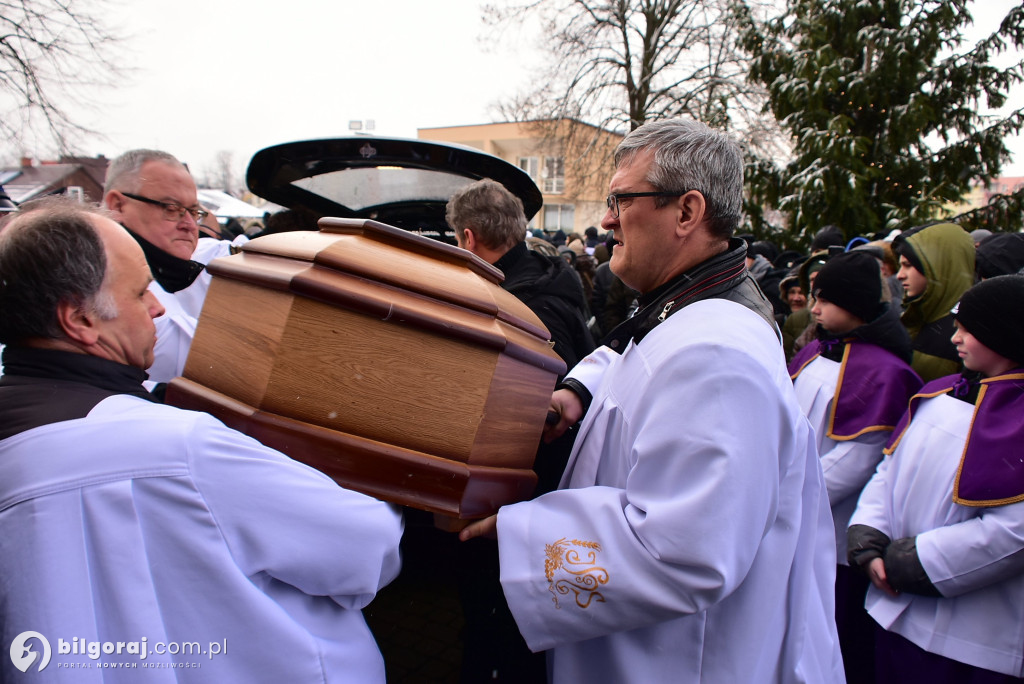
[{"xmin": 893, "ymin": 222, "xmax": 975, "ymax": 382}]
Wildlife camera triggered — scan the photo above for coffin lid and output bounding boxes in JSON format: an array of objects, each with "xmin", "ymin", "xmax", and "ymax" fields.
[{"xmin": 210, "ymin": 217, "xmax": 556, "ymax": 346}]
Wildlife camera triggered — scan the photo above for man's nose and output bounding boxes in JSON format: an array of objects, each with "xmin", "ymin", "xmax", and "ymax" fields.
[{"xmin": 600, "ymin": 208, "xmax": 617, "ymax": 231}]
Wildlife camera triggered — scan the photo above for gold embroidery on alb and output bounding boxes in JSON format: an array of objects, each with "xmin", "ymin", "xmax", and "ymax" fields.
[{"xmin": 544, "ymin": 538, "xmax": 609, "ymax": 609}]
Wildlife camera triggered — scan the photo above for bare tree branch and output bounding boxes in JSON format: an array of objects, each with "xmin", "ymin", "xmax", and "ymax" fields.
[
  {"xmin": 483, "ymin": 0, "xmax": 785, "ymax": 199},
  {"xmin": 0, "ymin": 0, "xmax": 125, "ymax": 157}
]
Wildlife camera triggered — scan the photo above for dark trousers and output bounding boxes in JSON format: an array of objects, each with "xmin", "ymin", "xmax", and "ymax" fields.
[
  {"xmin": 835, "ymin": 564, "xmax": 876, "ymax": 683},
  {"xmin": 456, "ymin": 537, "xmax": 546, "ymax": 683},
  {"xmin": 875, "ymin": 624, "xmax": 1024, "ymax": 684}
]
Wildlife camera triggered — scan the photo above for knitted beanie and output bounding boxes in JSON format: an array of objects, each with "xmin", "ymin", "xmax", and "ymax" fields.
[
  {"xmin": 811, "ymin": 251, "xmax": 884, "ymax": 323},
  {"xmin": 951, "ymin": 275, "xmax": 1024, "ymax": 368},
  {"xmin": 747, "ymin": 240, "xmax": 779, "ymax": 262},
  {"xmin": 970, "ymin": 228, "xmax": 993, "ymax": 244}
]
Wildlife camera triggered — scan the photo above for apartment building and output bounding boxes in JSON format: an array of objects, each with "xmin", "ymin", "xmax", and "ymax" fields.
[{"xmin": 418, "ymin": 119, "xmax": 622, "ymax": 236}]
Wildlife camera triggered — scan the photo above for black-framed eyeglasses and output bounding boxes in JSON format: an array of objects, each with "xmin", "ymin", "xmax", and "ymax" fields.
[
  {"xmin": 122, "ymin": 192, "xmax": 209, "ymax": 223},
  {"xmin": 605, "ymin": 192, "xmax": 683, "ymax": 219}
]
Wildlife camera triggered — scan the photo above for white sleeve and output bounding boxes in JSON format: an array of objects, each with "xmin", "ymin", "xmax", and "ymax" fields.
[
  {"xmin": 186, "ymin": 414, "xmax": 404, "ymax": 609},
  {"xmin": 918, "ymin": 501, "xmax": 1024, "ymax": 597},
  {"xmin": 819, "ymin": 432, "xmax": 888, "ymax": 505},
  {"xmin": 192, "ymin": 236, "xmax": 245, "ymax": 265},
  {"xmin": 848, "ymin": 452, "xmax": 894, "ymax": 537},
  {"xmin": 497, "ymin": 341, "xmax": 797, "ymax": 650},
  {"xmin": 564, "ymin": 345, "xmax": 617, "ymax": 395},
  {"xmin": 147, "ymin": 304, "xmax": 196, "ymax": 385}
]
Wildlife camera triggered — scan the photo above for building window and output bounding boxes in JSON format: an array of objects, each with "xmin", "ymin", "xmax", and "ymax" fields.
[
  {"xmin": 543, "ymin": 203, "xmax": 574, "ymax": 231},
  {"xmin": 543, "ymin": 156, "xmax": 565, "ymax": 194},
  {"xmin": 518, "ymin": 157, "xmax": 539, "ymax": 181}
]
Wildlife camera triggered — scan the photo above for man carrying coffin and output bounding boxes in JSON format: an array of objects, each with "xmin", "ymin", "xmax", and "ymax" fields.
[
  {"xmin": 460, "ymin": 119, "xmax": 844, "ymax": 683},
  {"xmin": 0, "ymin": 198, "xmax": 403, "ymax": 682}
]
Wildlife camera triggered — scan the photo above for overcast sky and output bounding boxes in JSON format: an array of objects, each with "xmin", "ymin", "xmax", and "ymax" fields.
[
  {"xmin": 76, "ymin": 0, "xmax": 534, "ymax": 186},
  {"xmin": 74, "ymin": 0, "xmax": 1023, "ymax": 187}
]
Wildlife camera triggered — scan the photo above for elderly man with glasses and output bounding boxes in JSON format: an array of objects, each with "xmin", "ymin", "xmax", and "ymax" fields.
[
  {"xmin": 460, "ymin": 119, "xmax": 844, "ymax": 683},
  {"xmin": 103, "ymin": 149, "xmax": 238, "ymax": 389}
]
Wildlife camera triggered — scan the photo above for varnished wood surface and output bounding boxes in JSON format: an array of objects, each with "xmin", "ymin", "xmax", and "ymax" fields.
[
  {"xmin": 166, "ymin": 378, "xmax": 538, "ymax": 518},
  {"xmin": 173, "ymin": 221, "xmax": 565, "ymax": 517},
  {"xmin": 238, "ymin": 218, "xmax": 551, "ymax": 341}
]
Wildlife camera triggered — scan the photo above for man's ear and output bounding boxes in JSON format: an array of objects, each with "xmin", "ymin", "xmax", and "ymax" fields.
[
  {"xmin": 56, "ymin": 298, "xmax": 101, "ymax": 346},
  {"xmin": 461, "ymin": 227, "xmax": 477, "ymax": 252},
  {"xmin": 675, "ymin": 190, "xmax": 707, "ymax": 238},
  {"xmin": 104, "ymin": 191, "xmax": 125, "ymax": 217}
]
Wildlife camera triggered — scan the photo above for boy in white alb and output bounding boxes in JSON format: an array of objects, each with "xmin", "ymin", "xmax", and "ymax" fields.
[
  {"xmin": 849, "ymin": 275, "xmax": 1024, "ymax": 682},
  {"xmin": 789, "ymin": 250, "xmax": 921, "ymax": 682}
]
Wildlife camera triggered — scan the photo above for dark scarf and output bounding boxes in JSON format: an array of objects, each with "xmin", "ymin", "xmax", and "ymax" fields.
[
  {"xmin": 0, "ymin": 346, "xmax": 158, "ymax": 441},
  {"xmin": 600, "ymin": 237, "xmax": 776, "ymax": 353},
  {"xmin": 911, "ymin": 314, "xmax": 960, "ymax": 362},
  {"xmin": 813, "ymin": 303, "xmax": 914, "ymax": 365},
  {"xmin": 126, "ymin": 227, "xmax": 204, "ymax": 293}
]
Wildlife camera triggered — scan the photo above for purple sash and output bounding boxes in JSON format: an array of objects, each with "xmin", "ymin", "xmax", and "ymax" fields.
[
  {"xmin": 790, "ymin": 339, "xmax": 922, "ymax": 440},
  {"xmin": 885, "ymin": 371, "xmax": 1024, "ymax": 507}
]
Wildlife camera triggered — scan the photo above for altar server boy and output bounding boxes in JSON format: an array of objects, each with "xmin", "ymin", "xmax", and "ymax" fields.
[
  {"xmin": 848, "ymin": 275, "xmax": 1024, "ymax": 682},
  {"xmin": 789, "ymin": 250, "xmax": 922, "ymax": 681}
]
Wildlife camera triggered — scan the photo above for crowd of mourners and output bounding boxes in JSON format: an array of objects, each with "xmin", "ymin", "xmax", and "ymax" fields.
[
  {"xmin": 740, "ymin": 222, "xmax": 1024, "ymax": 684},
  {"xmin": 526, "ymin": 224, "xmax": 640, "ymax": 340}
]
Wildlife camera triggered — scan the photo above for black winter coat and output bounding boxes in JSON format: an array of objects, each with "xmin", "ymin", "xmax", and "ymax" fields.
[{"xmin": 495, "ymin": 242, "xmax": 596, "ymax": 373}]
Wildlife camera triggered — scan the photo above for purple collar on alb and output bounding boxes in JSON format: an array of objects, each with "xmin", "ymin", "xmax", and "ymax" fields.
[
  {"xmin": 885, "ymin": 371, "xmax": 1024, "ymax": 507},
  {"xmin": 790, "ymin": 338, "xmax": 922, "ymax": 440}
]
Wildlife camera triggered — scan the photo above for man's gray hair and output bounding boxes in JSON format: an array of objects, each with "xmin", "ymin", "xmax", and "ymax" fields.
[
  {"xmin": 615, "ymin": 119, "xmax": 744, "ymax": 239},
  {"xmin": 0, "ymin": 198, "xmax": 117, "ymax": 344},
  {"xmin": 104, "ymin": 149, "xmax": 183, "ymax": 194},
  {"xmin": 445, "ymin": 178, "xmax": 528, "ymax": 252}
]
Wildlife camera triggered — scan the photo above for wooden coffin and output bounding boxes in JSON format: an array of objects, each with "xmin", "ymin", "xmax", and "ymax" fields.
[{"xmin": 165, "ymin": 218, "xmax": 566, "ymax": 519}]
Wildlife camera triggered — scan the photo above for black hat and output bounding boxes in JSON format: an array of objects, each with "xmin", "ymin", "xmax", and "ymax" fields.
[
  {"xmin": 745, "ymin": 240, "xmax": 775, "ymax": 261},
  {"xmin": 951, "ymin": 275, "xmax": 1024, "ymax": 368},
  {"xmin": 774, "ymin": 250, "xmax": 806, "ymax": 270},
  {"xmin": 976, "ymin": 233, "xmax": 1024, "ymax": 279},
  {"xmin": 810, "ymin": 225, "xmax": 845, "ymax": 253},
  {"xmin": 812, "ymin": 251, "xmax": 884, "ymax": 323}
]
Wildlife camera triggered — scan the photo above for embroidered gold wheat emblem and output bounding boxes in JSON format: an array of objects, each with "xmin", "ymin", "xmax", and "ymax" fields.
[{"xmin": 544, "ymin": 538, "xmax": 609, "ymax": 609}]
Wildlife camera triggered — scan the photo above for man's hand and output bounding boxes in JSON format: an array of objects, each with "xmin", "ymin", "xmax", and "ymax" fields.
[
  {"xmin": 867, "ymin": 558, "xmax": 899, "ymax": 597},
  {"xmin": 459, "ymin": 515, "xmax": 498, "ymax": 542},
  {"xmin": 543, "ymin": 388, "xmax": 584, "ymax": 443}
]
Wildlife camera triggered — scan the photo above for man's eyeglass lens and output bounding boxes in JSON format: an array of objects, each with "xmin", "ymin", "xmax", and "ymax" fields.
[
  {"xmin": 123, "ymin": 192, "xmax": 208, "ymax": 222},
  {"xmin": 606, "ymin": 192, "xmax": 683, "ymax": 218}
]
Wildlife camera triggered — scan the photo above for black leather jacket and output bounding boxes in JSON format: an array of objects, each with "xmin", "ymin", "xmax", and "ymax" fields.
[{"xmin": 601, "ymin": 237, "xmax": 778, "ymax": 353}]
